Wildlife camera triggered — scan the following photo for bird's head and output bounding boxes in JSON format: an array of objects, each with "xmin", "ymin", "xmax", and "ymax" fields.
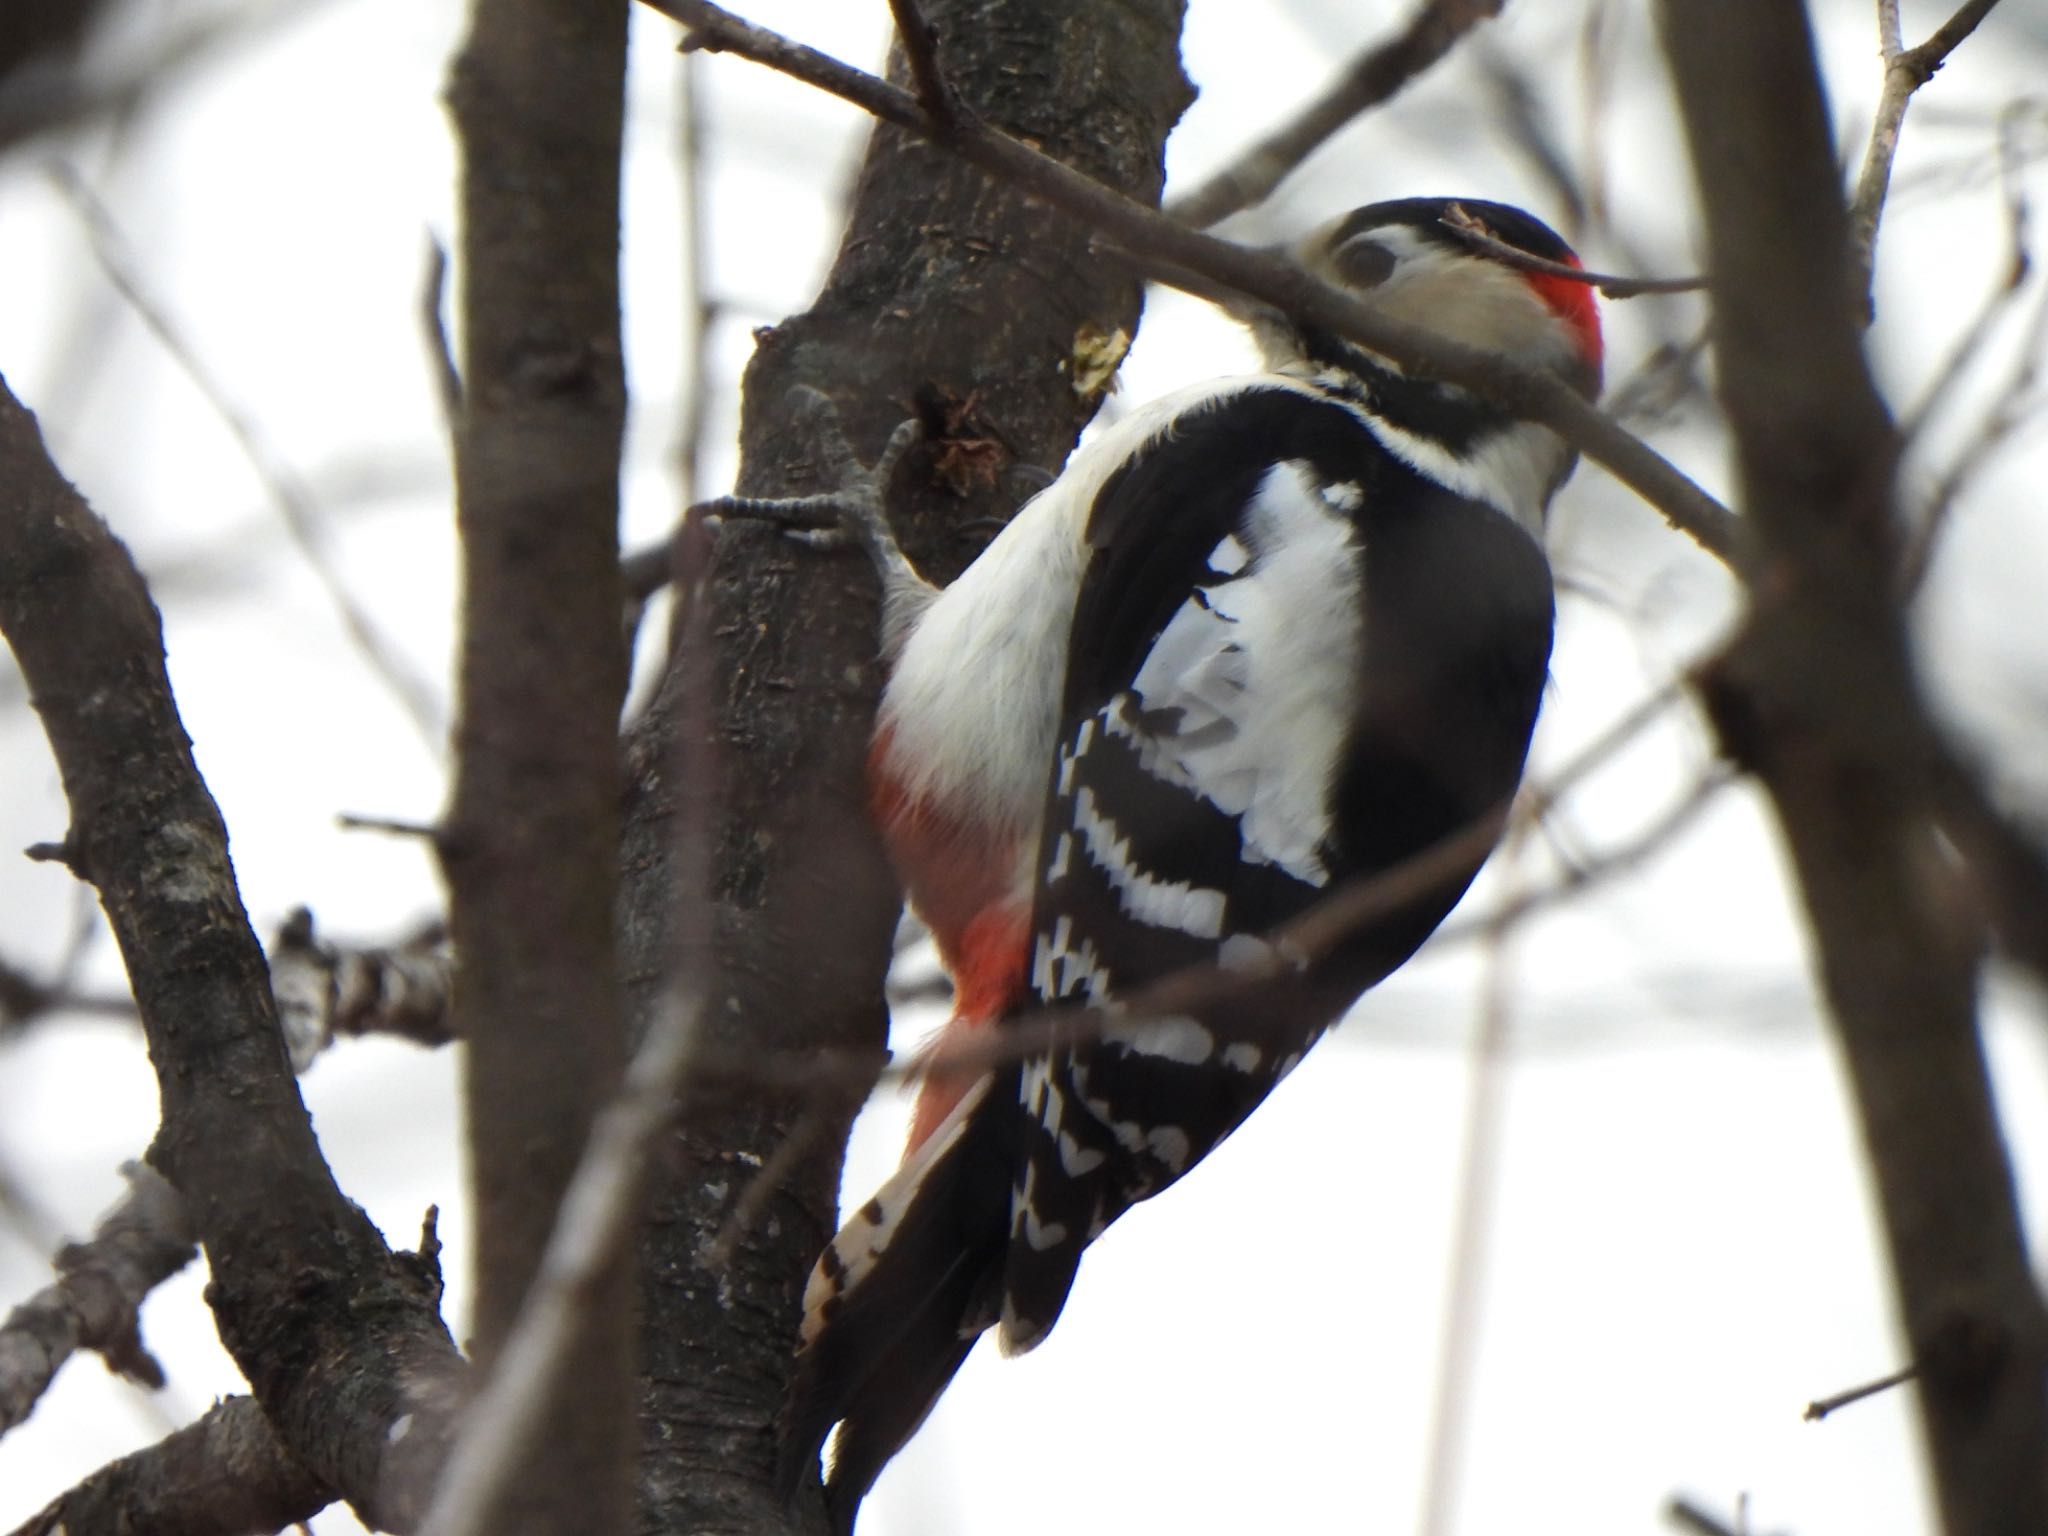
[{"xmin": 1235, "ymin": 196, "xmax": 1604, "ymax": 403}]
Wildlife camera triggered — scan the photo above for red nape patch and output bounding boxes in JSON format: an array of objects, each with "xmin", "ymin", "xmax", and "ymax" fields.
[{"xmin": 1523, "ymin": 257, "xmax": 1604, "ymax": 375}]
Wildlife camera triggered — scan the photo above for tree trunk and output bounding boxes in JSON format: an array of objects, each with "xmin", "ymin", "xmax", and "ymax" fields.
[{"xmin": 620, "ymin": 3, "xmax": 1193, "ymax": 1531}]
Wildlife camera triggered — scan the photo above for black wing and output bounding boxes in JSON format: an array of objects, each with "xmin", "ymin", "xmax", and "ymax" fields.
[
  {"xmin": 790, "ymin": 384, "xmax": 1554, "ymax": 1529},
  {"xmin": 1000, "ymin": 383, "xmax": 1555, "ymax": 1345}
]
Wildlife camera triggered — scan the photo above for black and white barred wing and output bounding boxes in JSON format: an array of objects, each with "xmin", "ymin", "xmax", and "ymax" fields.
[{"xmin": 1001, "ymin": 395, "xmax": 1394, "ymax": 1349}]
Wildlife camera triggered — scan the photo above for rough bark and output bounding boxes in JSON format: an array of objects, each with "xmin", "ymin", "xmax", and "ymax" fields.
[
  {"xmin": 620, "ymin": 3, "xmax": 1193, "ymax": 1531},
  {"xmin": 0, "ymin": 1162, "xmax": 192, "ymax": 1436},
  {"xmin": 444, "ymin": 0, "xmax": 635, "ymax": 1531},
  {"xmin": 1657, "ymin": 8, "xmax": 2048, "ymax": 1535},
  {"xmin": 8, "ymin": 1397, "xmax": 329, "ymax": 1536},
  {"xmin": 0, "ymin": 379, "xmax": 464, "ymax": 1529}
]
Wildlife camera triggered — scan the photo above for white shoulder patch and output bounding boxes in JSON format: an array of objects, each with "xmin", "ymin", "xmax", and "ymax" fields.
[{"xmin": 1117, "ymin": 459, "xmax": 1365, "ymax": 885}]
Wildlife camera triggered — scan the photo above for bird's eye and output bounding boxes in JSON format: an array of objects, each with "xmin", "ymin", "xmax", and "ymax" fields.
[{"xmin": 1330, "ymin": 235, "xmax": 1396, "ymax": 290}]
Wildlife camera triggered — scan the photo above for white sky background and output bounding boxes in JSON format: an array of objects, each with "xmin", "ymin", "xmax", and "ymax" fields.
[{"xmin": 3, "ymin": 1, "xmax": 2047, "ymax": 1532}]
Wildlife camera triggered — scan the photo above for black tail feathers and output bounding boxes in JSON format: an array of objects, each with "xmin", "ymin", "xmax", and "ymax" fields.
[{"xmin": 777, "ymin": 1070, "xmax": 1020, "ymax": 1533}]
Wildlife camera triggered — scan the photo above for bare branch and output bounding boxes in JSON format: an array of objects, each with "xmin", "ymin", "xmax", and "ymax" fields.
[
  {"xmin": 1898, "ymin": 127, "xmax": 2044, "ymax": 594},
  {"xmin": 418, "ymin": 440, "xmax": 726, "ymax": 1536},
  {"xmin": 416, "ymin": 982, "xmax": 709, "ymax": 1536},
  {"xmin": 0, "ymin": 1164, "xmax": 194, "ymax": 1440},
  {"xmin": 651, "ymin": 0, "xmax": 1742, "ymax": 566},
  {"xmin": 1660, "ymin": 8, "xmax": 2048, "ymax": 1533},
  {"xmin": 886, "ymin": 0, "xmax": 959, "ymax": 125},
  {"xmin": 442, "ymin": 0, "xmax": 635, "ymax": 1524},
  {"xmin": 1805, "ymin": 1361, "xmax": 1919, "ymax": 1421},
  {"xmin": 1848, "ymin": 0, "xmax": 2006, "ymax": 317},
  {"xmin": 1439, "ymin": 201, "xmax": 1707, "ymax": 297},
  {"xmin": 0, "ymin": 950, "xmax": 135, "ymax": 1037},
  {"xmin": 1167, "ymin": 0, "xmax": 1505, "ymax": 229},
  {"xmin": 6, "ymin": 1396, "xmax": 331, "ymax": 1536},
  {"xmin": 1416, "ymin": 824, "xmax": 1532, "ymax": 1536},
  {"xmin": 0, "ymin": 5, "xmax": 314, "ymax": 156},
  {"xmin": 419, "ymin": 236, "xmax": 464, "ymax": 434},
  {"xmin": 0, "ymin": 376, "xmax": 464, "ymax": 1525},
  {"xmin": 1665, "ymin": 1498, "xmax": 1752, "ymax": 1536},
  {"xmin": 267, "ymin": 907, "xmax": 456, "ymax": 1069}
]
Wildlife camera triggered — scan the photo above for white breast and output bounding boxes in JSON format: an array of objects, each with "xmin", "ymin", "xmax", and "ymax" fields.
[{"xmin": 874, "ymin": 381, "xmax": 1272, "ymax": 848}]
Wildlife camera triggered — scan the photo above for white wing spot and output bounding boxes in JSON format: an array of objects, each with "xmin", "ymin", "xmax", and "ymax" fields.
[
  {"xmin": 1080, "ymin": 1088, "xmax": 1150, "ymax": 1157},
  {"xmin": 1072, "ymin": 787, "xmax": 1226, "ymax": 939},
  {"xmin": 1217, "ymin": 933, "xmax": 1277, "ymax": 976},
  {"xmin": 1022, "ymin": 1208, "xmax": 1070, "ymax": 1252},
  {"xmin": 1104, "ymin": 1014, "xmax": 1215, "ymax": 1066},
  {"xmin": 1146, "ymin": 1126, "xmax": 1192, "ymax": 1175},
  {"xmin": 1058, "ymin": 1130, "xmax": 1105, "ymax": 1176},
  {"xmin": 1022, "ymin": 1058, "xmax": 1050, "ymax": 1117},
  {"xmin": 1058, "ymin": 716, "xmax": 1098, "ymax": 797},
  {"xmin": 1031, "ymin": 917, "xmax": 1109, "ymax": 1002},
  {"xmin": 1221, "ymin": 1042, "xmax": 1263, "ymax": 1073},
  {"xmin": 1014, "ymin": 1161, "xmax": 1071, "ymax": 1251},
  {"xmin": 1046, "ymin": 831, "xmax": 1073, "ymax": 881}
]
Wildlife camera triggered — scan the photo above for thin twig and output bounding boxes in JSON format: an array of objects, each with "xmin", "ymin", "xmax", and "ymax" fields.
[
  {"xmin": 1475, "ymin": 41, "xmax": 1587, "ymax": 236},
  {"xmin": 885, "ymin": 0, "xmax": 957, "ymax": 125},
  {"xmin": 672, "ymin": 676, "xmax": 1699, "ymax": 1104},
  {"xmin": 1575, "ymin": 0, "xmax": 1621, "ymax": 236},
  {"xmin": 414, "ymin": 990, "xmax": 708, "ymax": 1536},
  {"xmin": 1415, "ymin": 820, "xmax": 1530, "ymax": 1536},
  {"xmin": 416, "ymin": 389, "xmax": 725, "ymax": 1536},
  {"xmin": 1443, "ymin": 769, "xmax": 1730, "ymax": 944},
  {"xmin": 0, "ymin": 1164, "xmax": 194, "ymax": 1438},
  {"xmin": 0, "ymin": 951, "xmax": 138, "ymax": 1036},
  {"xmin": 651, "ymin": 0, "xmax": 1742, "ymax": 568},
  {"xmin": 1896, "ymin": 111, "xmax": 2031, "ymax": 447},
  {"xmin": 674, "ymin": 48, "xmax": 714, "ymax": 512},
  {"xmin": 1602, "ymin": 322, "xmax": 1714, "ymax": 428},
  {"xmin": 0, "ymin": 4, "xmax": 324, "ymax": 156},
  {"xmin": 46, "ymin": 163, "xmax": 444, "ymax": 751},
  {"xmin": 419, "ymin": 236, "xmax": 464, "ymax": 434},
  {"xmin": 1666, "ymin": 1498, "xmax": 1746, "ymax": 1536},
  {"xmin": 1440, "ymin": 202, "xmax": 1706, "ymax": 297},
  {"xmin": 1167, "ymin": 0, "xmax": 1504, "ymax": 229},
  {"xmin": 335, "ymin": 812, "xmax": 445, "ymax": 842},
  {"xmin": 1805, "ymin": 1361, "xmax": 1920, "ymax": 1421},
  {"xmin": 1847, "ymin": 0, "xmax": 2005, "ymax": 318},
  {"xmin": 1897, "ymin": 110, "xmax": 2041, "ymax": 594}
]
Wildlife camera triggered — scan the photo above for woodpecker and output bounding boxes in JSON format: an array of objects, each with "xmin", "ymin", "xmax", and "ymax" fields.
[{"xmin": 783, "ymin": 196, "xmax": 1603, "ymax": 1528}]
